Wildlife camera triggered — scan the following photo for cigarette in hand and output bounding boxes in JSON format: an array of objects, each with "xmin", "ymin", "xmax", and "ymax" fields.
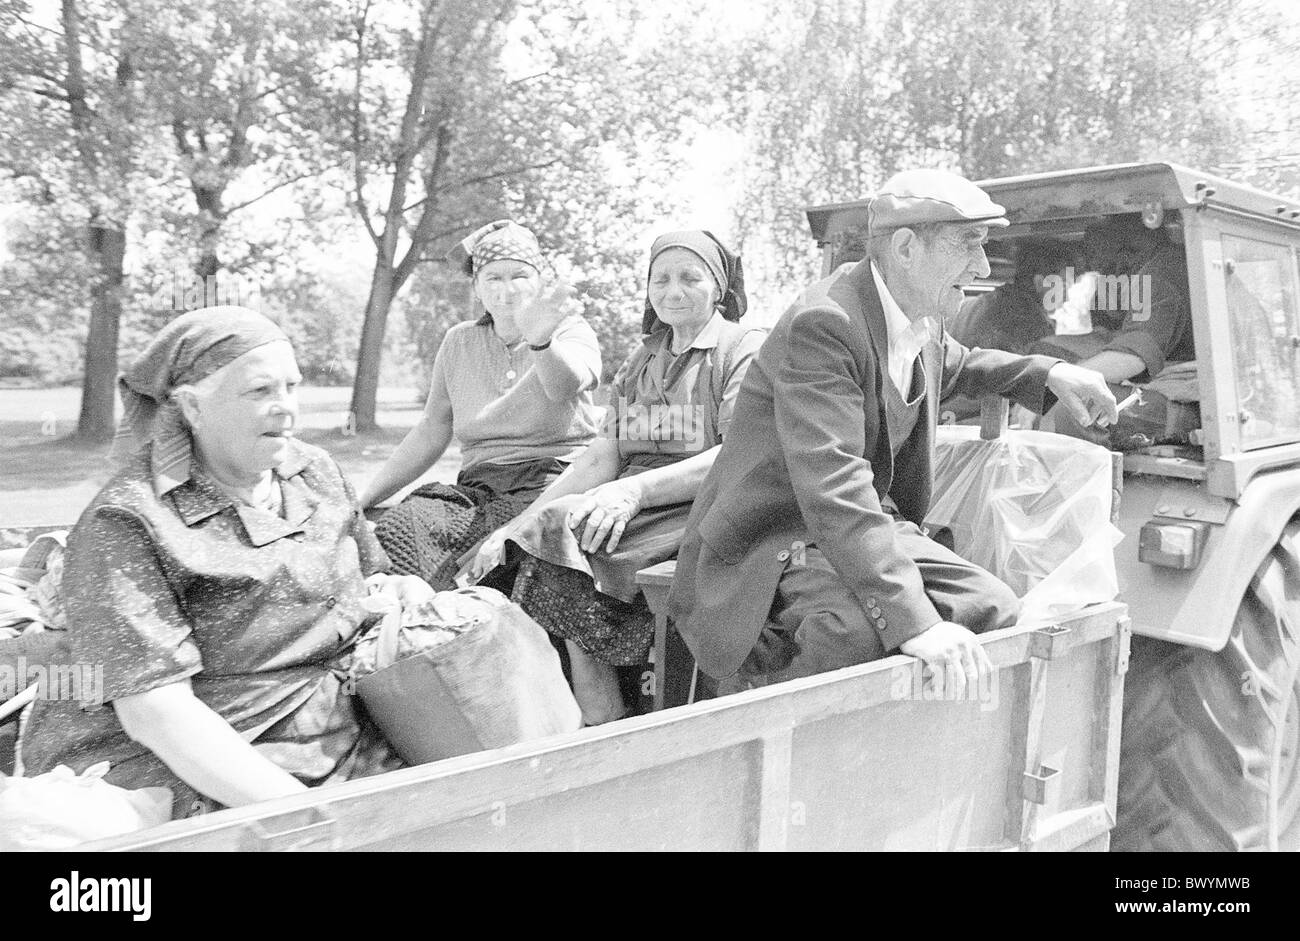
[{"xmin": 1116, "ymin": 389, "xmax": 1144, "ymax": 413}]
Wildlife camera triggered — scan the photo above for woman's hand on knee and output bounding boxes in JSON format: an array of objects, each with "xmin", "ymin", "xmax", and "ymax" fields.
[{"xmin": 568, "ymin": 480, "xmax": 643, "ymax": 554}]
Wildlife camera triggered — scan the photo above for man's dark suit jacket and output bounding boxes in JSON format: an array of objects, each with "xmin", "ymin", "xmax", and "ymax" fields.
[{"xmin": 667, "ymin": 259, "xmax": 1061, "ymax": 679}]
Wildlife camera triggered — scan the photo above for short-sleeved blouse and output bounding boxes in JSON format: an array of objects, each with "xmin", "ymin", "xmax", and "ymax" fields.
[
  {"xmin": 429, "ymin": 314, "xmax": 602, "ymax": 470},
  {"xmin": 599, "ymin": 313, "xmax": 765, "ymax": 464},
  {"xmin": 19, "ymin": 439, "xmax": 390, "ymax": 787}
]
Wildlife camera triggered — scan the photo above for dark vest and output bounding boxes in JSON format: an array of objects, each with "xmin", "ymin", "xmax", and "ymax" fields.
[{"xmin": 884, "ymin": 353, "xmax": 926, "ymax": 462}]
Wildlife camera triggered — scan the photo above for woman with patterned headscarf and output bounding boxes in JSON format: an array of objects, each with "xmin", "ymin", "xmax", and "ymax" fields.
[
  {"xmin": 470, "ymin": 231, "xmax": 766, "ymax": 724},
  {"xmin": 362, "ymin": 220, "xmax": 603, "ymax": 592},
  {"xmin": 19, "ymin": 307, "xmax": 424, "ymax": 817}
]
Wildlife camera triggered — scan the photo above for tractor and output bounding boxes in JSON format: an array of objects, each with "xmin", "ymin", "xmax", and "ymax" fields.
[{"xmin": 807, "ymin": 162, "xmax": 1300, "ymax": 850}]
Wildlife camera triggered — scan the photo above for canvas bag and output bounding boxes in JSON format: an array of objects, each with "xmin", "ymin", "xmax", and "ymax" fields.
[{"xmin": 355, "ymin": 586, "xmax": 581, "ymax": 764}]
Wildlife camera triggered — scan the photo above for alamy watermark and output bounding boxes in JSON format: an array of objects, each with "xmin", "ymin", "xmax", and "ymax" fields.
[
  {"xmin": 615, "ymin": 398, "xmax": 706, "ymax": 451},
  {"xmin": 889, "ymin": 659, "xmax": 1000, "ymax": 712},
  {"xmin": 149, "ymin": 268, "xmax": 263, "ymax": 313},
  {"xmin": 0, "ymin": 657, "xmax": 104, "ymax": 706},
  {"xmin": 1042, "ymin": 267, "xmax": 1152, "ymax": 321},
  {"xmin": 50, "ymin": 871, "xmax": 151, "ymax": 921}
]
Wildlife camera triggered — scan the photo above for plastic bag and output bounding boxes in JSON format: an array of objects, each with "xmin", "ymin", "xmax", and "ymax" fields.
[
  {"xmin": 26, "ymin": 531, "xmax": 69, "ymax": 632},
  {"xmin": 0, "ymin": 531, "xmax": 69, "ymax": 638},
  {"xmin": 0, "ymin": 572, "xmax": 41, "ymax": 638},
  {"xmin": 0, "ymin": 762, "xmax": 172, "ymax": 851},
  {"xmin": 926, "ymin": 426, "xmax": 1123, "ymax": 625}
]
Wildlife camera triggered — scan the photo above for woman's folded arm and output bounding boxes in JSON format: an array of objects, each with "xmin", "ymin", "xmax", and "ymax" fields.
[
  {"xmin": 113, "ymin": 681, "xmax": 308, "ymax": 808},
  {"xmin": 623, "ymin": 444, "xmax": 720, "ymax": 509}
]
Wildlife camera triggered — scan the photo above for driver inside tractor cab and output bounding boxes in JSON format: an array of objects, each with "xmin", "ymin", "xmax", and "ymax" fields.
[
  {"xmin": 948, "ymin": 237, "xmax": 1075, "ymax": 356},
  {"xmin": 942, "ymin": 238, "xmax": 1076, "ymax": 422},
  {"xmin": 1027, "ymin": 214, "xmax": 1199, "ymax": 450}
]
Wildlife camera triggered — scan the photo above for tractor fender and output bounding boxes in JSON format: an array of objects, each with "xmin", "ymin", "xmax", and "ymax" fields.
[{"xmin": 1118, "ymin": 466, "xmax": 1300, "ymax": 651}]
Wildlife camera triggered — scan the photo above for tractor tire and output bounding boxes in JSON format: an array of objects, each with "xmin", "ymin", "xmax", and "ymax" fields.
[{"xmin": 1114, "ymin": 519, "xmax": 1300, "ymax": 851}]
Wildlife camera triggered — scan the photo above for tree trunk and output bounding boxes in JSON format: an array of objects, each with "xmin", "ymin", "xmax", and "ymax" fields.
[
  {"xmin": 192, "ymin": 184, "xmax": 224, "ymax": 282},
  {"xmin": 76, "ymin": 218, "xmax": 127, "ymax": 442},
  {"xmin": 350, "ymin": 257, "xmax": 398, "ymax": 432},
  {"xmin": 61, "ymin": 0, "xmax": 132, "ymax": 443}
]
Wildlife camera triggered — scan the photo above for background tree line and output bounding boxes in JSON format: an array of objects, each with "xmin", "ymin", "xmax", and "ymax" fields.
[{"xmin": 2, "ymin": 0, "xmax": 1297, "ymax": 440}]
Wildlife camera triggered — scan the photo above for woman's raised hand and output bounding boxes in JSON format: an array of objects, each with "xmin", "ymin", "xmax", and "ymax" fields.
[
  {"xmin": 522, "ymin": 280, "xmax": 579, "ymax": 347},
  {"xmin": 566, "ymin": 479, "xmax": 644, "ymax": 554}
]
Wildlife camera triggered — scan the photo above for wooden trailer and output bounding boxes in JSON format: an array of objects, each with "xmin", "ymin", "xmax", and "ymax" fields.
[
  {"xmin": 4, "ymin": 396, "xmax": 1131, "ymax": 852},
  {"xmin": 81, "ymin": 599, "xmax": 1129, "ymax": 852}
]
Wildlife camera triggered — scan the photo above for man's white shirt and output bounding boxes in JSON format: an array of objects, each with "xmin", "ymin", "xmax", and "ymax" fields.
[{"xmin": 870, "ymin": 261, "xmax": 933, "ymax": 396}]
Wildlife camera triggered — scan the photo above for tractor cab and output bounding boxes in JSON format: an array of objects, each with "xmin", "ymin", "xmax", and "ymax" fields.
[{"xmin": 808, "ymin": 163, "xmax": 1300, "ymax": 495}]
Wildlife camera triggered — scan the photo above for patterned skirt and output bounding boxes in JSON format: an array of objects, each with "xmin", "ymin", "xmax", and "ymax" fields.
[
  {"xmin": 374, "ymin": 458, "xmax": 566, "ymax": 590},
  {"xmin": 507, "ymin": 461, "xmax": 692, "ymax": 666},
  {"xmin": 511, "ymin": 557, "xmax": 656, "ymax": 666}
]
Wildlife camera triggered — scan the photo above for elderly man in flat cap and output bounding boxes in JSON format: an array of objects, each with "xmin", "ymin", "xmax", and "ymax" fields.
[{"xmin": 668, "ymin": 168, "xmax": 1116, "ymax": 697}]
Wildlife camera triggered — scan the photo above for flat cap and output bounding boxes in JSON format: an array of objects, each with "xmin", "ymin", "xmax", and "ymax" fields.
[{"xmin": 869, "ymin": 168, "xmax": 1009, "ymax": 234}]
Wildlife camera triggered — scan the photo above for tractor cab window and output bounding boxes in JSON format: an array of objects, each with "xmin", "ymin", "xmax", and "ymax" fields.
[
  {"xmin": 947, "ymin": 237, "xmax": 1074, "ymax": 357},
  {"xmin": 945, "ymin": 216, "xmax": 1203, "ymax": 453},
  {"xmin": 1222, "ymin": 235, "xmax": 1300, "ymax": 449}
]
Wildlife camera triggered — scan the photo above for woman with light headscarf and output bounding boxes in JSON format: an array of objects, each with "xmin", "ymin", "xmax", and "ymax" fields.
[
  {"xmin": 362, "ymin": 220, "xmax": 602, "ymax": 591},
  {"xmin": 19, "ymin": 307, "xmax": 420, "ymax": 817},
  {"xmin": 471, "ymin": 231, "xmax": 765, "ymax": 724}
]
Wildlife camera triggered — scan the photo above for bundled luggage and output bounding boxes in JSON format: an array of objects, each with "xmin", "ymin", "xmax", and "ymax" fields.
[{"xmin": 353, "ymin": 584, "xmax": 582, "ymax": 764}]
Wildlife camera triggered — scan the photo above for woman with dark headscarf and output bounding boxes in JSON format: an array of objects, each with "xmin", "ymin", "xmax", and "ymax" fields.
[
  {"xmin": 362, "ymin": 220, "xmax": 602, "ymax": 591},
  {"xmin": 471, "ymin": 231, "xmax": 765, "ymax": 723},
  {"xmin": 19, "ymin": 307, "xmax": 417, "ymax": 817}
]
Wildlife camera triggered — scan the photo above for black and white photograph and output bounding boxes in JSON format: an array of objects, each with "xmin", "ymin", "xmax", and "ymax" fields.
[{"xmin": 0, "ymin": 0, "xmax": 1297, "ymax": 879}]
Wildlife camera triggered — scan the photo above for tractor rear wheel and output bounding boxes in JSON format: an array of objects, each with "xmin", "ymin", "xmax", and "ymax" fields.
[{"xmin": 1114, "ymin": 520, "xmax": 1300, "ymax": 851}]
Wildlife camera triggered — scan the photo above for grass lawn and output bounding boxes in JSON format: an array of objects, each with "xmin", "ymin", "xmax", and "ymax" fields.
[{"xmin": 0, "ymin": 385, "xmax": 461, "ymax": 535}]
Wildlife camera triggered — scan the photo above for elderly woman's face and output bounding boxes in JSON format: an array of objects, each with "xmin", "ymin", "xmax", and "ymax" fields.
[
  {"xmin": 186, "ymin": 340, "xmax": 301, "ymax": 480},
  {"xmin": 474, "ymin": 259, "xmax": 542, "ymax": 326},
  {"xmin": 648, "ymin": 248, "xmax": 719, "ymax": 334}
]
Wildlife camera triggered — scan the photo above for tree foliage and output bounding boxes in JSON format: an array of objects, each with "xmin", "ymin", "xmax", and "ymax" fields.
[
  {"xmin": 0, "ymin": 0, "xmax": 157, "ymax": 437},
  {"xmin": 3, "ymin": 0, "xmax": 1298, "ymax": 437},
  {"xmin": 340, "ymin": 0, "xmax": 715, "ymax": 427},
  {"xmin": 128, "ymin": 0, "xmax": 345, "ymax": 279},
  {"xmin": 0, "ymin": 0, "xmax": 349, "ymax": 434},
  {"xmin": 730, "ymin": 0, "xmax": 1274, "ymax": 292}
]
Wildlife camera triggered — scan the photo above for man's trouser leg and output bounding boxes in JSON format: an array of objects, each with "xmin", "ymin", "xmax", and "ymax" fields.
[{"xmin": 731, "ymin": 521, "xmax": 1019, "ymax": 689}]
